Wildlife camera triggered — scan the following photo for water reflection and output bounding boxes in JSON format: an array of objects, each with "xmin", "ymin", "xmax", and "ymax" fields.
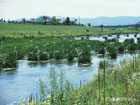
[{"xmin": 75, "ymin": 34, "xmax": 140, "ymax": 43}]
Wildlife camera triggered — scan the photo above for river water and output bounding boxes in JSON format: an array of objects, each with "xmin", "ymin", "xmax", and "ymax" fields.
[{"xmin": 75, "ymin": 34, "xmax": 140, "ymax": 43}]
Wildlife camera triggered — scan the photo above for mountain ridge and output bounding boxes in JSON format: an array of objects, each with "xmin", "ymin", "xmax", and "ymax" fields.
[{"xmin": 14, "ymin": 16, "xmax": 140, "ymax": 26}]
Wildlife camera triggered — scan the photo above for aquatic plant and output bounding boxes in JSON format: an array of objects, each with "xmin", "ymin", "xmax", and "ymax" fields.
[
  {"xmin": 134, "ymin": 33, "xmax": 137, "ymax": 37},
  {"xmin": 1, "ymin": 38, "xmax": 140, "ymax": 70},
  {"xmin": 117, "ymin": 34, "xmax": 120, "ymax": 38},
  {"xmin": 78, "ymin": 48, "xmax": 91, "ymax": 64},
  {"xmin": 39, "ymin": 52, "xmax": 49, "ymax": 60},
  {"xmin": 98, "ymin": 47, "xmax": 105, "ymax": 54},
  {"xmin": 107, "ymin": 46, "xmax": 118, "ymax": 59},
  {"xmin": 118, "ymin": 44, "xmax": 125, "ymax": 53},
  {"xmin": 128, "ymin": 43, "xmax": 137, "ymax": 51},
  {"xmin": 137, "ymin": 37, "xmax": 140, "ymax": 44},
  {"xmin": 124, "ymin": 38, "xmax": 134, "ymax": 44},
  {"xmin": 104, "ymin": 36, "xmax": 108, "ymax": 40},
  {"xmin": 67, "ymin": 51, "xmax": 74, "ymax": 61},
  {"xmin": 2, "ymin": 53, "xmax": 17, "ymax": 68},
  {"xmin": 106, "ymin": 38, "xmax": 117, "ymax": 42}
]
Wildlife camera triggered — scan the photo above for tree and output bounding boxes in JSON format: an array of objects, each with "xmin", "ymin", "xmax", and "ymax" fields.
[
  {"xmin": 64, "ymin": 17, "xmax": 70, "ymax": 25},
  {"xmin": 31, "ymin": 18, "xmax": 35, "ymax": 23},
  {"xmin": 0, "ymin": 18, "xmax": 3, "ymax": 22},
  {"xmin": 74, "ymin": 19, "xmax": 77, "ymax": 24},
  {"xmin": 42, "ymin": 16, "xmax": 48, "ymax": 25},
  {"xmin": 8, "ymin": 20, "xmax": 11, "ymax": 23},
  {"xmin": 51, "ymin": 16, "xmax": 57, "ymax": 25},
  {"xmin": 70, "ymin": 19, "xmax": 77, "ymax": 25},
  {"xmin": 22, "ymin": 18, "xmax": 26, "ymax": 23},
  {"xmin": 100, "ymin": 24, "xmax": 104, "ymax": 32},
  {"xmin": 88, "ymin": 23, "xmax": 91, "ymax": 27}
]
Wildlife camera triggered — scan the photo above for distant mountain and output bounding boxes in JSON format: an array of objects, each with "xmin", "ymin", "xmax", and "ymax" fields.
[
  {"xmin": 78, "ymin": 16, "xmax": 140, "ymax": 26},
  {"xmin": 14, "ymin": 16, "xmax": 140, "ymax": 26},
  {"xmin": 14, "ymin": 16, "xmax": 52, "ymax": 22},
  {"xmin": 36, "ymin": 16, "xmax": 51, "ymax": 21}
]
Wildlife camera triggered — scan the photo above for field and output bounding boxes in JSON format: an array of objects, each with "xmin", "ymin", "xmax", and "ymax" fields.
[{"xmin": 0, "ymin": 22, "xmax": 140, "ymax": 38}]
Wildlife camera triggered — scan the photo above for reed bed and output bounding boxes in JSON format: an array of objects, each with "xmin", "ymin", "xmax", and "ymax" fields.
[{"xmin": 1, "ymin": 38, "xmax": 140, "ymax": 70}]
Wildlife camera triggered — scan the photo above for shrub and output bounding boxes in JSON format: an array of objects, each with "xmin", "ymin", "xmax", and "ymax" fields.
[
  {"xmin": 54, "ymin": 51, "xmax": 64, "ymax": 60},
  {"xmin": 78, "ymin": 49, "xmax": 91, "ymax": 64},
  {"xmin": 104, "ymin": 36, "xmax": 108, "ymax": 40},
  {"xmin": 110, "ymin": 50, "xmax": 117, "ymax": 59},
  {"xmin": 39, "ymin": 52, "xmax": 49, "ymax": 60},
  {"xmin": 134, "ymin": 33, "xmax": 137, "ymax": 37},
  {"xmin": 128, "ymin": 44, "xmax": 137, "ymax": 51},
  {"xmin": 86, "ymin": 29, "xmax": 89, "ymax": 32},
  {"xmin": 98, "ymin": 47, "xmax": 105, "ymax": 54},
  {"xmin": 81, "ymin": 37, "xmax": 84, "ymax": 40},
  {"xmin": 137, "ymin": 37, "xmax": 140, "ymax": 44},
  {"xmin": 67, "ymin": 52, "xmax": 74, "ymax": 61},
  {"xmin": 118, "ymin": 44, "xmax": 125, "ymax": 53},
  {"xmin": 2, "ymin": 53, "xmax": 17, "ymax": 68},
  {"xmin": 107, "ymin": 46, "xmax": 118, "ymax": 59},
  {"xmin": 117, "ymin": 34, "xmax": 120, "ymax": 38},
  {"xmin": 28, "ymin": 53, "xmax": 39, "ymax": 61},
  {"xmin": 124, "ymin": 39, "xmax": 134, "ymax": 44}
]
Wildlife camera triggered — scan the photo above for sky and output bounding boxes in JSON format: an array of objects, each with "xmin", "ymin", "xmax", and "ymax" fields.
[{"xmin": 0, "ymin": 0, "xmax": 140, "ymax": 20}]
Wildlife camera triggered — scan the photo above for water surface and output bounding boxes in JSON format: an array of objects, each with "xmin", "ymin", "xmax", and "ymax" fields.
[{"xmin": 0, "ymin": 52, "xmax": 138, "ymax": 105}]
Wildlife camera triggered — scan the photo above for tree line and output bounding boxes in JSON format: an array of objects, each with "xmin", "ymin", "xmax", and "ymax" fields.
[{"xmin": 0, "ymin": 16, "xmax": 85, "ymax": 26}]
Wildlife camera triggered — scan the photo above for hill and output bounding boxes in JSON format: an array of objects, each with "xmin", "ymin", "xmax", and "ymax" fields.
[{"xmin": 79, "ymin": 16, "xmax": 140, "ymax": 26}]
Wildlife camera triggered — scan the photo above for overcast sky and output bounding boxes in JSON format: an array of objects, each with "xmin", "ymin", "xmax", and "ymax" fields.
[{"xmin": 0, "ymin": 0, "xmax": 140, "ymax": 20}]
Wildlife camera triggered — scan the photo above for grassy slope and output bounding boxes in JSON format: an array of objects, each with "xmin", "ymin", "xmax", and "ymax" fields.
[
  {"xmin": 0, "ymin": 22, "xmax": 100, "ymax": 38},
  {"xmin": 0, "ymin": 22, "xmax": 140, "ymax": 38}
]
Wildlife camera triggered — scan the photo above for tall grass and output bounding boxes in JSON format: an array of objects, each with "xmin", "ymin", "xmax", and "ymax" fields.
[{"xmin": 1, "ymin": 38, "xmax": 140, "ymax": 69}]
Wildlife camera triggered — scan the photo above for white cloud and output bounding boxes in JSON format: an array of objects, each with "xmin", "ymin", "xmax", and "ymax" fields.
[{"xmin": 0, "ymin": 0, "xmax": 140, "ymax": 20}]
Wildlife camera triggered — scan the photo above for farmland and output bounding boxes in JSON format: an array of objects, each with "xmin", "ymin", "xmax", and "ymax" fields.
[{"xmin": 0, "ymin": 22, "xmax": 140, "ymax": 38}]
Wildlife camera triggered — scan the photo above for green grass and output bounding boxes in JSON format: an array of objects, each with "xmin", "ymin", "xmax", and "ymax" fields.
[{"xmin": 0, "ymin": 22, "xmax": 140, "ymax": 38}]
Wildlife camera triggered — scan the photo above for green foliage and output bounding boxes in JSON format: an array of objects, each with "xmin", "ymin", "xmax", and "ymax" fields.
[
  {"xmin": 0, "ymin": 22, "xmax": 140, "ymax": 39},
  {"xmin": 118, "ymin": 44, "xmax": 125, "ymax": 53},
  {"xmin": 107, "ymin": 46, "xmax": 118, "ymax": 59},
  {"xmin": 38, "ymin": 79, "xmax": 47, "ymax": 102},
  {"xmin": 1, "ymin": 38, "xmax": 140, "ymax": 69},
  {"xmin": 98, "ymin": 47, "xmax": 105, "ymax": 54},
  {"xmin": 63, "ymin": 17, "xmax": 70, "ymax": 25},
  {"xmin": 78, "ymin": 48, "xmax": 91, "ymax": 64}
]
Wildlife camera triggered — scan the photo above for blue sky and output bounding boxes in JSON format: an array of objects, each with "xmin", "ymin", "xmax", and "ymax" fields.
[{"xmin": 0, "ymin": 0, "xmax": 140, "ymax": 20}]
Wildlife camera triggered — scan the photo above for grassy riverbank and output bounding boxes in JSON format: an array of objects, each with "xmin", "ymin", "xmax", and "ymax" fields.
[
  {"xmin": 0, "ymin": 22, "xmax": 140, "ymax": 38},
  {"xmin": 19, "ymin": 54, "xmax": 140, "ymax": 105}
]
